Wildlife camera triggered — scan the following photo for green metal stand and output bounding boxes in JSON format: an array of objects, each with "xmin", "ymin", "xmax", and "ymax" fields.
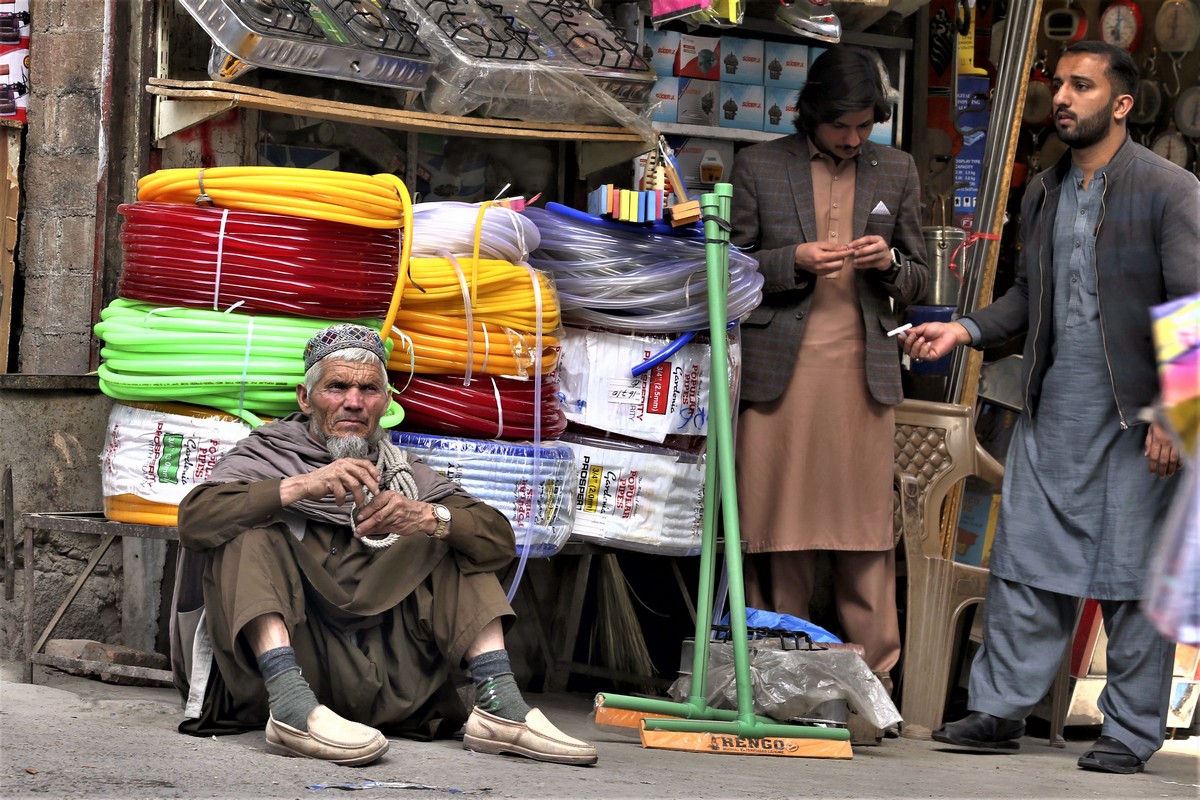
[{"xmin": 594, "ymin": 184, "xmax": 849, "ymax": 744}]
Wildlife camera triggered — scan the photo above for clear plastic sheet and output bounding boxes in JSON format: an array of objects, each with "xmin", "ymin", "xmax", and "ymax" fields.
[
  {"xmin": 668, "ymin": 640, "xmax": 903, "ymax": 730},
  {"xmin": 395, "ymin": 0, "xmax": 657, "ymax": 137}
]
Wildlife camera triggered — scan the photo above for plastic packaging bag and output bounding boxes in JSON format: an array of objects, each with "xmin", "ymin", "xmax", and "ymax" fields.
[
  {"xmin": 668, "ymin": 639, "xmax": 902, "ymax": 730},
  {"xmin": 718, "ymin": 608, "xmax": 842, "ymax": 644},
  {"xmin": 1143, "ymin": 464, "xmax": 1200, "ymax": 644}
]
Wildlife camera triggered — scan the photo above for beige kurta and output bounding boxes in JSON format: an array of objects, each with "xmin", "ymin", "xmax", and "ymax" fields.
[{"xmin": 736, "ymin": 150, "xmax": 895, "ymax": 554}]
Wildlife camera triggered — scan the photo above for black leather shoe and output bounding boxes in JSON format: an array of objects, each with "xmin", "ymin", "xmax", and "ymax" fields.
[
  {"xmin": 931, "ymin": 711, "xmax": 1025, "ymax": 751},
  {"xmin": 1077, "ymin": 735, "xmax": 1146, "ymax": 774}
]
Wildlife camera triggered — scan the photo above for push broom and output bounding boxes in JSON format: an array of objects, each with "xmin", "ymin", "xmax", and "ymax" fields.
[{"xmin": 592, "ymin": 184, "xmax": 852, "ymax": 758}]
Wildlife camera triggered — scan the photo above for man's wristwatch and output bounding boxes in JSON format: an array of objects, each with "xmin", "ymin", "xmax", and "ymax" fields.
[
  {"xmin": 429, "ymin": 503, "xmax": 451, "ymax": 539},
  {"xmin": 885, "ymin": 247, "xmax": 905, "ymax": 278}
]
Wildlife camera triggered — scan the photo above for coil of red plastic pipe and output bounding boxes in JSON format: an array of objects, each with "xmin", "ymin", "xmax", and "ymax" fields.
[
  {"xmin": 392, "ymin": 374, "xmax": 567, "ymax": 440},
  {"xmin": 117, "ymin": 202, "xmax": 401, "ymax": 319}
]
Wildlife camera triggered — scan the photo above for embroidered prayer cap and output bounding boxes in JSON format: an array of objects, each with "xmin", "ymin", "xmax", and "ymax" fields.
[{"xmin": 303, "ymin": 324, "xmax": 388, "ymax": 371}]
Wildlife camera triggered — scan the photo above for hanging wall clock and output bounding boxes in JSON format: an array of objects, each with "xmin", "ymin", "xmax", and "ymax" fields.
[
  {"xmin": 1130, "ymin": 52, "xmax": 1164, "ymax": 127},
  {"xmin": 1043, "ymin": 5, "xmax": 1087, "ymax": 42},
  {"xmin": 1100, "ymin": 0, "xmax": 1144, "ymax": 52},
  {"xmin": 1155, "ymin": 0, "xmax": 1200, "ymax": 52},
  {"xmin": 1155, "ymin": 0, "xmax": 1200, "ymax": 96},
  {"xmin": 1151, "ymin": 124, "xmax": 1192, "ymax": 168},
  {"xmin": 1175, "ymin": 80, "xmax": 1200, "ymax": 140}
]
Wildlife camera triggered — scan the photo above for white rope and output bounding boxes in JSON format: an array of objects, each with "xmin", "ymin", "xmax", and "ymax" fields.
[{"xmin": 353, "ymin": 439, "xmax": 421, "ymax": 550}]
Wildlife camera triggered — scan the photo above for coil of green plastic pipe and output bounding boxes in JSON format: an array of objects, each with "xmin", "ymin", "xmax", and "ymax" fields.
[{"xmin": 94, "ymin": 297, "xmax": 404, "ymax": 428}]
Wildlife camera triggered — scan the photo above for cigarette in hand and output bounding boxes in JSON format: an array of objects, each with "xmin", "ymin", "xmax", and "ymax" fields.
[{"xmin": 887, "ymin": 323, "xmax": 912, "ymax": 338}]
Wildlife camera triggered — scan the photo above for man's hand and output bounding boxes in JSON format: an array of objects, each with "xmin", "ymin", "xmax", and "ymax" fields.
[
  {"xmin": 1144, "ymin": 422, "xmax": 1181, "ymax": 478},
  {"xmin": 898, "ymin": 321, "xmax": 972, "ymax": 362},
  {"xmin": 847, "ymin": 235, "xmax": 893, "ymax": 271},
  {"xmin": 794, "ymin": 241, "xmax": 854, "ymax": 277},
  {"xmin": 280, "ymin": 458, "xmax": 379, "ymax": 508},
  {"xmin": 353, "ymin": 492, "xmax": 435, "ymax": 539}
]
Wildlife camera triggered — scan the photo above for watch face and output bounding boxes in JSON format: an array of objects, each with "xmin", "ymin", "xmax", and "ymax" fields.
[
  {"xmin": 1151, "ymin": 131, "xmax": 1192, "ymax": 167},
  {"xmin": 1155, "ymin": 0, "xmax": 1200, "ymax": 53},
  {"xmin": 1176, "ymin": 86, "xmax": 1200, "ymax": 138},
  {"xmin": 1101, "ymin": 2, "xmax": 1143, "ymax": 51},
  {"xmin": 434, "ymin": 504, "xmax": 451, "ymax": 522}
]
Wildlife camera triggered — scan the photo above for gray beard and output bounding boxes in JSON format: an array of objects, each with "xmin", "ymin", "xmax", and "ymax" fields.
[{"xmin": 324, "ymin": 428, "xmax": 383, "ymax": 461}]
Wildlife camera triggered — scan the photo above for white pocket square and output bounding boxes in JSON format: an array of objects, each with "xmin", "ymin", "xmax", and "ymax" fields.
[{"xmin": 870, "ymin": 201, "xmax": 891, "ymax": 216}]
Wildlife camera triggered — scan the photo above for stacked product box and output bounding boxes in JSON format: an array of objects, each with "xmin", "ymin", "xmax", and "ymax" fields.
[{"xmin": 644, "ymin": 26, "xmax": 809, "ymax": 133}]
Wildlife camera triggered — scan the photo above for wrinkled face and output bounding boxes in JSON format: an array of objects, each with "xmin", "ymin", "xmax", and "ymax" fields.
[
  {"xmin": 297, "ymin": 360, "xmax": 389, "ymax": 443},
  {"xmin": 1052, "ymin": 53, "xmax": 1127, "ymax": 148},
  {"xmin": 812, "ymin": 107, "xmax": 876, "ymax": 161}
]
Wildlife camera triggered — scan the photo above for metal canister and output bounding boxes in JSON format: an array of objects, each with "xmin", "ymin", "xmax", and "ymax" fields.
[{"xmin": 920, "ymin": 225, "xmax": 968, "ymax": 307}]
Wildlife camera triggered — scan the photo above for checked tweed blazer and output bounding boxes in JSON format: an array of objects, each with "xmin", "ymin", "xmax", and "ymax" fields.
[{"xmin": 730, "ymin": 134, "xmax": 929, "ymax": 406}]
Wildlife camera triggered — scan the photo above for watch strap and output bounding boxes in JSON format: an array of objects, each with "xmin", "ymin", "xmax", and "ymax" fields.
[{"xmin": 429, "ymin": 504, "xmax": 451, "ymax": 539}]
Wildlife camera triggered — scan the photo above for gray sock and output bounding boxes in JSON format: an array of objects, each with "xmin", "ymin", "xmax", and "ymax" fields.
[
  {"xmin": 257, "ymin": 647, "xmax": 319, "ymax": 731},
  {"xmin": 467, "ymin": 650, "xmax": 530, "ymax": 722}
]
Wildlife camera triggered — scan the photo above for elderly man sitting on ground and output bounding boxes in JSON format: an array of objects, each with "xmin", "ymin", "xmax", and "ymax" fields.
[{"xmin": 176, "ymin": 323, "xmax": 596, "ymax": 767}]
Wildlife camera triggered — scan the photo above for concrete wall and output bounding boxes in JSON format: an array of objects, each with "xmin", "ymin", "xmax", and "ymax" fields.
[{"xmin": 0, "ymin": 375, "xmax": 121, "ymax": 659}]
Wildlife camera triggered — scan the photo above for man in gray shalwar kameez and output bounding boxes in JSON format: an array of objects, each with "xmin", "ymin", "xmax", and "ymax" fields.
[{"xmin": 900, "ymin": 41, "xmax": 1198, "ymax": 775}]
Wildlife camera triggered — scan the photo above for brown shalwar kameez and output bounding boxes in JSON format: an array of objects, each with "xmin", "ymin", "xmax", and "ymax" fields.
[
  {"xmin": 736, "ymin": 148, "xmax": 900, "ymax": 672},
  {"xmin": 175, "ymin": 416, "xmax": 517, "ymax": 739}
]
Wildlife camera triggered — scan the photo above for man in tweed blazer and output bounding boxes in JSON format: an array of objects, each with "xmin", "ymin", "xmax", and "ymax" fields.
[{"xmin": 729, "ymin": 46, "xmax": 928, "ymax": 697}]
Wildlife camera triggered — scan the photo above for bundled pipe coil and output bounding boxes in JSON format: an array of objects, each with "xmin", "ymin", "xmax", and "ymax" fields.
[
  {"xmin": 392, "ymin": 431, "xmax": 576, "ymax": 557},
  {"xmin": 93, "ymin": 298, "xmax": 404, "ymax": 428},
  {"xmin": 524, "ymin": 204, "xmax": 763, "ymax": 333},
  {"xmin": 117, "ymin": 202, "xmax": 402, "ymax": 319},
  {"xmin": 101, "ymin": 401, "xmax": 253, "ymax": 526},
  {"xmin": 393, "ymin": 373, "xmax": 566, "ymax": 440},
  {"xmin": 561, "ymin": 431, "xmax": 706, "ymax": 557}
]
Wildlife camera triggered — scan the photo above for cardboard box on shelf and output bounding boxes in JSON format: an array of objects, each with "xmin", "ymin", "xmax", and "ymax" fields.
[
  {"xmin": 649, "ymin": 76, "xmax": 682, "ymax": 123},
  {"xmin": 763, "ymin": 86, "xmax": 798, "ymax": 133},
  {"xmin": 763, "ymin": 40, "xmax": 808, "ymax": 89},
  {"xmin": 676, "ymin": 78, "xmax": 719, "ymax": 126},
  {"xmin": 719, "ymin": 36, "xmax": 764, "ymax": 85},
  {"xmin": 718, "ymin": 82, "xmax": 764, "ymax": 131},
  {"xmin": 643, "ymin": 28, "xmax": 680, "ymax": 77},
  {"xmin": 675, "ymin": 34, "xmax": 720, "ymax": 80}
]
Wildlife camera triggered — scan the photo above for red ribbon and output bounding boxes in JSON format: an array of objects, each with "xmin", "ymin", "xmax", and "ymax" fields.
[{"xmin": 948, "ymin": 230, "xmax": 1002, "ymax": 284}]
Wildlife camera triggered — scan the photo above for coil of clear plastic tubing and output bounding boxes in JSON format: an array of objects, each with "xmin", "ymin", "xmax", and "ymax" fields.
[
  {"xmin": 101, "ymin": 401, "xmax": 253, "ymax": 526},
  {"xmin": 116, "ymin": 202, "xmax": 401, "ymax": 319},
  {"xmin": 393, "ymin": 374, "xmax": 566, "ymax": 441},
  {"xmin": 409, "ymin": 201, "xmax": 541, "ymax": 261},
  {"xmin": 93, "ymin": 298, "xmax": 405, "ymax": 428},
  {"xmin": 523, "ymin": 205, "xmax": 763, "ymax": 333},
  {"xmin": 391, "ymin": 431, "xmax": 575, "ymax": 558}
]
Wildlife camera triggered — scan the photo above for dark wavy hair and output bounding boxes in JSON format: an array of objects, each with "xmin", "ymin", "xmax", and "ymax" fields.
[
  {"xmin": 793, "ymin": 46, "xmax": 893, "ymax": 137},
  {"xmin": 1060, "ymin": 40, "xmax": 1138, "ymax": 102}
]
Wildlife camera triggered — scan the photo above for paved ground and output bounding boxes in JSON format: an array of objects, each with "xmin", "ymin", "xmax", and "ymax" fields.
[{"xmin": 1, "ymin": 661, "xmax": 1197, "ymax": 799}]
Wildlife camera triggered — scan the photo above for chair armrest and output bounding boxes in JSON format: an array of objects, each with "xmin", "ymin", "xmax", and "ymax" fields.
[{"xmin": 973, "ymin": 442, "xmax": 1005, "ymax": 488}]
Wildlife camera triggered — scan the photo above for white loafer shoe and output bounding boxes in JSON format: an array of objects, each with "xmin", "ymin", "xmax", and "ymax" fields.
[
  {"xmin": 265, "ymin": 705, "xmax": 389, "ymax": 766},
  {"xmin": 463, "ymin": 706, "xmax": 597, "ymax": 766}
]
